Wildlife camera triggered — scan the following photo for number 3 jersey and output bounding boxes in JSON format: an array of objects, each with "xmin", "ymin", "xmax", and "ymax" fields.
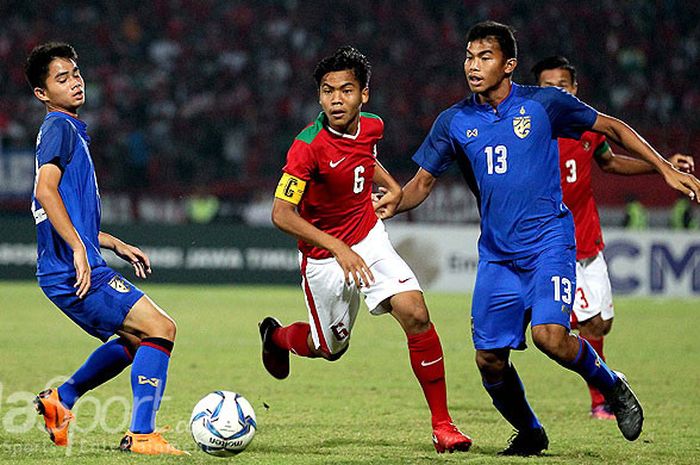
[
  {"xmin": 281, "ymin": 112, "xmax": 382, "ymax": 259},
  {"xmin": 559, "ymin": 133, "xmax": 609, "ymax": 261},
  {"xmin": 412, "ymin": 83, "xmax": 598, "ymax": 261}
]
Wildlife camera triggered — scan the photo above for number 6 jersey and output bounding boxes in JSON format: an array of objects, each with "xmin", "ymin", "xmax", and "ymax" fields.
[
  {"xmin": 278, "ymin": 112, "xmax": 383, "ymax": 259},
  {"xmin": 412, "ymin": 83, "xmax": 598, "ymax": 261}
]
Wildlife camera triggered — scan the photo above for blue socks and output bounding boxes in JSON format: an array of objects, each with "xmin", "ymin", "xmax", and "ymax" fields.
[
  {"xmin": 129, "ymin": 337, "xmax": 173, "ymax": 434},
  {"xmin": 563, "ymin": 336, "xmax": 618, "ymax": 392},
  {"xmin": 483, "ymin": 363, "xmax": 542, "ymax": 432},
  {"xmin": 57, "ymin": 338, "xmax": 135, "ymax": 409}
]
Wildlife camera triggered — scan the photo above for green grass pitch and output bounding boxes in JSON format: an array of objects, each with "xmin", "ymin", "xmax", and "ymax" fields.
[{"xmin": 0, "ymin": 281, "xmax": 698, "ymax": 464}]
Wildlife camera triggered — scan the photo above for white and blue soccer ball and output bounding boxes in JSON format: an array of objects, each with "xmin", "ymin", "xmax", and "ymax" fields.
[{"xmin": 190, "ymin": 391, "xmax": 257, "ymax": 456}]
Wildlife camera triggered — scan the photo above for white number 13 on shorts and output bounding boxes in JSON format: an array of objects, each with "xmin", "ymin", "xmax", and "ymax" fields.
[{"xmin": 551, "ymin": 276, "xmax": 572, "ymax": 305}]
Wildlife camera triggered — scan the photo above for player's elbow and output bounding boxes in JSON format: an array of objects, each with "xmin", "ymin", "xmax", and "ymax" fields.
[
  {"xmin": 270, "ymin": 204, "xmax": 285, "ymax": 230},
  {"xmin": 34, "ymin": 183, "xmax": 56, "ymax": 205},
  {"xmin": 271, "ymin": 200, "xmax": 297, "ymax": 232}
]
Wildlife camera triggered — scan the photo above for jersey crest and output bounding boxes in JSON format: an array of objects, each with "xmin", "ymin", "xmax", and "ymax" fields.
[
  {"xmin": 513, "ymin": 106, "xmax": 531, "ymax": 139},
  {"xmin": 108, "ymin": 275, "xmax": 131, "ymax": 293}
]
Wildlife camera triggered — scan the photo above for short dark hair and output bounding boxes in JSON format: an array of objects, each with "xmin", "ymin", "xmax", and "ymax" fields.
[
  {"xmin": 531, "ymin": 55, "xmax": 577, "ymax": 84},
  {"xmin": 313, "ymin": 46, "xmax": 371, "ymax": 89},
  {"xmin": 466, "ymin": 21, "xmax": 517, "ymax": 60},
  {"xmin": 24, "ymin": 42, "xmax": 78, "ymax": 89}
]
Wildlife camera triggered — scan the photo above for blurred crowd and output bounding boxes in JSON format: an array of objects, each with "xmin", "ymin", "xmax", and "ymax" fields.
[{"xmin": 1, "ymin": 0, "xmax": 699, "ymax": 207}]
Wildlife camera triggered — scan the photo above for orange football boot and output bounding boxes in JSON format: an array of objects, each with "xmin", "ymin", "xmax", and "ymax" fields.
[
  {"xmin": 34, "ymin": 389, "xmax": 74, "ymax": 447},
  {"xmin": 119, "ymin": 431, "xmax": 189, "ymax": 455}
]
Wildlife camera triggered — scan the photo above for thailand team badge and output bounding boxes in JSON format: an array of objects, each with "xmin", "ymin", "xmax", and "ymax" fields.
[
  {"xmin": 108, "ymin": 275, "xmax": 131, "ymax": 293},
  {"xmin": 513, "ymin": 106, "xmax": 531, "ymax": 139}
]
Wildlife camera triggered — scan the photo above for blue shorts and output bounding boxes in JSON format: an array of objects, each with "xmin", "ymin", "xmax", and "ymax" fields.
[
  {"xmin": 41, "ymin": 268, "xmax": 144, "ymax": 342},
  {"xmin": 471, "ymin": 245, "xmax": 576, "ymax": 351}
]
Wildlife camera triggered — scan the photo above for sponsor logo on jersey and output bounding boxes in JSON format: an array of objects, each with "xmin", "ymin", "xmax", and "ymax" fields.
[
  {"xmin": 513, "ymin": 106, "xmax": 531, "ymax": 139},
  {"xmin": 582, "ymin": 140, "xmax": 591, "ymax": 151},
  {"xmin": 561, "ymin": 304, "xmax": 571, "ymax": 315},
  {"xmin": 398, "ymin": 277, "xmax": 413, "ymax": 284},
  {"xmin": 466, "ymin": 128, "xmax": 479, "ymax": 138},
  {"xmin": 329, "ymin": 157, "xmax": 347, "ymax": 168},
  {"xmin": 137, "ymin": 375, "xmax": 160, "ymax": 387},
  {"xmin": 108, "ymin": 275, "xmax": 131, "ymax": 293}
]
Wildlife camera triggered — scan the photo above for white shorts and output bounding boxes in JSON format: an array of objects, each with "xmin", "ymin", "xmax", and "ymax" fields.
[
  {"xmin": 300, "ymin": 220, "xmax": 422, "ymax": 355},
  {"xmin": 573, "ymin": 251, "xmax": 614, "ymax": 323}
]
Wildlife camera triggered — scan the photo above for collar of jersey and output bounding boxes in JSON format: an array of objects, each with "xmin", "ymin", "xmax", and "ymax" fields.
[
  {"xmin": 46, "ymin": 110, "xmax": 88, "ymax": 137},
  {"xmin": 317, "ymin": 112, "xmax": 361, "ymax": 140},
  {"xmin": 471, "ymin": 82, "xmax": 519, "ymax": 115}
]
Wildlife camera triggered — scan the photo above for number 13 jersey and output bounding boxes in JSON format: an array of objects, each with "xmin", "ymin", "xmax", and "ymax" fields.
[
  {"xmin": 281, "ymin": 112, "xmax": 383, "ymax": 259},
  {"xmin": 412, "ymin": 83, "xmax": 598, "ymax": 261}
]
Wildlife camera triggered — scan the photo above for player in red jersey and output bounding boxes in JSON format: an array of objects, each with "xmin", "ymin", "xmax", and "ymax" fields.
[
  {"xmin": 532, "ymin": 56, "xmax": 694, "ymax": 419},
  {"xmin": 258, "ymin": 46, "xmax": 472, "ymax": 453}
]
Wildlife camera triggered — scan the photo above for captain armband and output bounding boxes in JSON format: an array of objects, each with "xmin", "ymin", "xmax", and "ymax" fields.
[{"xmin": 274, "ymin": 173, "xmax": 307, "ymax": 205}]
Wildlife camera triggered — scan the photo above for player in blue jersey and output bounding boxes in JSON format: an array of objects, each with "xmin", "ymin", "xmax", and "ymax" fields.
[
  {"xmin": 388, "ymin": 21, "xmax": 700, "ymax": 456},
  {"xmin": 24, "ymin": 42, "xmax": 186, "ymax": 455}
]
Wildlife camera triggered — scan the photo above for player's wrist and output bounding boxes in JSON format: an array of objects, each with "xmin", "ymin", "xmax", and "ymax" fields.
[
  {"xmin": 326, "ymin": 238, "xmax": 349, "ymax": 257},
  {"xmin": 70, "ymin": 240, "xmax": 87, "ymax": 253}
]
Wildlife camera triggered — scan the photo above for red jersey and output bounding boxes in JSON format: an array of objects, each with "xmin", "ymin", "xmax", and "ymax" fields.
[
  {"xmin": 282, "ymin": 112, "xmax": 382, "ymax": 259},
  {"xmin": 558, "ymin": 132, "xmax": 610, "ymax": 260}
]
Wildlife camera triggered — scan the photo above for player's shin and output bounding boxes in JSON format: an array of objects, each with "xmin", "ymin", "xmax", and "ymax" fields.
[
  {"xmin": 482, "ymin": 363, "xmax": 542, "ymax": 431},
  {"xmin": 407, "ymin": 323, "xmax": 450, "ymax": 426},
  {"xmin": 581, "ymin": 335, "xmax": 607, "ymax": 408},
  {"xmin": 561, "ymin": 335, "xmax": 617, "ymax": 392},
  {"xmin": 57, "ymin": 337, "xmax": 135, "ymax": 409},
  {"xmin": 129, "ymin": 338, "xmax": 173, "ymax": 433}
]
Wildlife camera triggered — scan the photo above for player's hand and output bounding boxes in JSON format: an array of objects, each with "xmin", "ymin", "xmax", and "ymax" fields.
[
  {"xmin": 73, "ymin": 245, "xmax": 91, "ymax": 298},
  {"xmin": 331, "ymin": 242, "xmax": 375, "ymax": 288},
  {"xmin": 662, "ymin": 168, "xmax": 700, "ymax": 203},
  {"xmin": 114, "ymin": 242, "xmax": 152, "ymax": 279},
  {"xmin": 373, "ymin": 186, "xmax": 402, "ymax": 220},
  {"xmin": 668, "ymin": 153, "xmax": 695, "ymax": 173}
]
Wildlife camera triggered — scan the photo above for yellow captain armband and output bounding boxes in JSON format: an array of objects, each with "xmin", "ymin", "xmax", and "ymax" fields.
[{"xmin": 275, "ymin": 172, "xmax": 307, "ymax": 205}]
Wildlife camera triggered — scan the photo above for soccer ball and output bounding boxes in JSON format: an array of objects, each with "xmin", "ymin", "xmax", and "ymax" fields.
[{"xmin": 190, "ymin": 391, "xmax": 257, "ymax": 456}]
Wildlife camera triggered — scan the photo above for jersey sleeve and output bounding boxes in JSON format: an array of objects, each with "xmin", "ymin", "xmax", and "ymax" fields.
[
  {"xmin": 373, "ymin": 116, "xmax": 384, "ymax": 160},
  {"xmin": 411, "ymin": 108, "xmax": 458, "ymax": 177},
  {"xmin": 282, "ymin": 139, "xmax": 317, "ymax": 181},
  {"xmin": 541, "ymin": 87, "xmax": 598, "ymax": 140},
  {"xmin": 36, "ymin": 117, "xmax": 76, "ymax": 170},
  {"xmin": 592, "ymin": 133, "xmax": 611, "ymax": 158}
]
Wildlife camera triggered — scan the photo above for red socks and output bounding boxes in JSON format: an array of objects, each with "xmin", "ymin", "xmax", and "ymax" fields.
[
  {"xmin": 272, "ymin": 322, "xmax": 312, "ymax": 357},
  {"xmin": 272, "ymin": 320, "xmax": 453, "ymax": 425},
  {"xmin": 407, "ymin": 323, "xmax": 451, "ymax": 426},
  {"xmin": 582, "ymin": 335, "xmax": 606, "ymax": 409}
]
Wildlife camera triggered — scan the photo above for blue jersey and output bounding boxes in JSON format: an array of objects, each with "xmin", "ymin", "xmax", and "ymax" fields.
[
  {"xmin": 413, "ymin": 83, "xmax": 598, "ymax": 261},
  {"xmin": 32, "ymin": 111, "xmax": 106, "ymax": 285}
]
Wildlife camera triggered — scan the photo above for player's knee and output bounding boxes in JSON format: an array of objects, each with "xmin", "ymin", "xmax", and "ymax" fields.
[
  {"xmin": 163, "ymin": 318, "xmax": 177, "ymax": 341},
  {"xmin": 393, "ymin": 301, "xmax": 430, "ymax": 335},
  {"xmin": 532, "ymin": 325, "xmax": 568, "ymax": 358},
  {"xmin": 403, "ymin": 310, "xmax": 430, "ymax": 334},
  {"xmin": 475, "ymin": 350, "xmax": 507, "ymax": 378},
  {"xmin": 146, "ymin": 315, "xmax": 177, "ymax": 341},
  {"xmin": 578, "ymin": 315, "xmax": 606, "ymax": 339},
  {"xmin": 602, "ymin": 318, "xmax": 613, "ymax": 335}
]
